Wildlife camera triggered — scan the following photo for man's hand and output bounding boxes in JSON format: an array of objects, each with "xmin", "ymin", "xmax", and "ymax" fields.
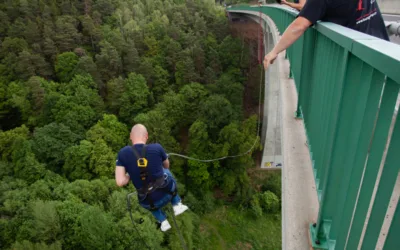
[
  {"xmin": 263, "ymin": 51, "xmax": 278, "ymax": 70},
  {"xmin": 263, "ymin": 17, "xmax": 311, "ymax": 70},
  {"xmin": 115, "ymin": 166, "xmax": 130, "ymax": 187},
  {"xmin": 281, "ymin": 0, "xmax": 288, "ymax": 4}
]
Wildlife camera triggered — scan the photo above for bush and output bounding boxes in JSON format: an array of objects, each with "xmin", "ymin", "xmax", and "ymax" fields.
[
  {"xmin": 250, "ymin": 191, "xmax": 280, "ymax": 216},
  {"xmin": 259, "ymin": 191, "xmax": 280, "ymax": 213},
  {"xmin": 261, "ymin": 172, "xmax": 281, "ymax": 199},
  {"xmin": 184, "ymin": 191, "xmax": 215, "ymax": 215},
  {"xmin": 250, "ymin": 196, "xmax": 263, "ymax": 218}
]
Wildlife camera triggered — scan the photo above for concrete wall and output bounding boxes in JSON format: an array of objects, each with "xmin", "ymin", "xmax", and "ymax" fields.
[
  {"xmin": 379, "ymin": 0, "xmax": 400, "ymax": 15},
  {"xmin": 229, "ymin": 9, "xmax": 319, "ymax": 250}
]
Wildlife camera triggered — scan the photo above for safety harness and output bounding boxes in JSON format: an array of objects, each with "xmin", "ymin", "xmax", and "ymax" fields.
[{"xmin": 131, "ymin": 145, "xmax": 177, "ymax": 211}]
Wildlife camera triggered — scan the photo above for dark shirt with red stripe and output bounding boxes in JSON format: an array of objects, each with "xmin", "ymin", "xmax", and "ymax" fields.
[{"xmin": 298, "ymin": 0, "xmax": 389, "ymax": 41}]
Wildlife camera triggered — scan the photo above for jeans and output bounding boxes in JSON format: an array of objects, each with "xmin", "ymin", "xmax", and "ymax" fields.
[{"xmin": 140, "ymin": 168, "xmax": 181, "ymax": 222}]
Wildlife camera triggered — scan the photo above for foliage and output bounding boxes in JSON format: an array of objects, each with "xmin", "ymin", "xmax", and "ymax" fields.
[
  {"xmin": 55, "ymin": 52, "xmax": 79, "ymax": 83},
  {"xmin": 199, "ymin": 206, "xmax": 281, "ymax": 250},
  {"xmin": 251, "ymin": 191, "xmax": 280, "ymax": 215},
  {"xmin": 0, "ymin": 0, "xmax": 274, "ymax": 249}
]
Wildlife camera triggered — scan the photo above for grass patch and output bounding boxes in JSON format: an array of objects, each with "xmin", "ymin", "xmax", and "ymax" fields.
[{"xmin": 197, "ymin": 206, "xmax": 281, "ymax": 250}]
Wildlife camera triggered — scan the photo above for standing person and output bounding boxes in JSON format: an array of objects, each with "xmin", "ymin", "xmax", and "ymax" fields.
[
  {"xmin": 264, "ymin": 0, "xmax": 389, "ymax": 69},
  {"xmin": 281, "ymin": 0, "xmax": 306, "ymax": 11},
  {"xmin": 115, "ymin": 124, "xmax": 188, "ymax": 232}
]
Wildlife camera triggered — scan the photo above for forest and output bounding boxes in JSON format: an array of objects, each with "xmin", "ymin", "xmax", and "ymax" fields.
[{"xmin": 0, "ymin": 0, "xmax": 281, "ymax": 249}]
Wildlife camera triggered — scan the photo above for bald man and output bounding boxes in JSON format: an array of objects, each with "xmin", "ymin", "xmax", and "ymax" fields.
[{"xmin": 115, "ymin": 124, "xmax": 188, "ymax": 232}]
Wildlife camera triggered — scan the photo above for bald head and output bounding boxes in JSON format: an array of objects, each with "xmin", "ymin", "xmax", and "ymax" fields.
[{"xmin": 130, "ymin": 124, "xmax": 148, "ymax": 144}]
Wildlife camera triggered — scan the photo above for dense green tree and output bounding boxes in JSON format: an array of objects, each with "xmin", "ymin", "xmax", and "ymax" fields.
[
  {"xmin": 93, "ymin": 0, "xmax": 115, "ymax": 20},
  {"xmin": 179, "ymin": 83, "xmax": 209, "ymax": 124},
  {"xmin": 175, "ymin": 57, "xmax": 199, "ymax": 87},
  {"xmin": 118, "ymin": 73, "xmax": 150, "ymax": 124},
  {"xmin": 11, "ymin": 139, "xmax": 46, "ymax": 184},
  {"xmin": 199, "ymin": 95, "xmax": 234, "ymax": 131},
  {"xmin": 219, "ymin": 36, "xmax": 242, "ymax": 69},
  {"xmin": 75, "ymin": 56, "xmax": 102, "ymax": 88},
  {"xmin": 24, "ymin": 21, "xmax": 41, "ymax": 45},
  {"xmin": 89, "ymin": 139, "xmax": 115, "ymax": 178},
  {"xmin": 105, "ymin": 77, "xmax": 125, "ymax": 114},
  {"xmin": 192, "ymin": 43, "xmax": 206, "ymax": 78},
  {"xmin": 96, "ymin": 41, "xmax": 122, "ymax": 82},
  {"xmin": 152, "ymin": 65, "xmax": 171, "ymax": 101},
  {"xmin": 55, "ymin": 198, "xmax": 87, "ymax": 249},
  {"xmin": 55, "ymin": 52, "xmax": 79, "ymax": 83},
  {"xmin": 54, "ymin": 16, "xmax": 81, "ymax": 52},
  {"xmin": 11, "ymin": 241, "xmax": 62, "ymax": 250},
  {"xmin": 187, "ymin": 121, "xmax": 214, "ymax": 187},
  {"xmin": 122, "ymin": 39, "xmax": 140, "ymax": 75},
  {"xmin": 156, "ymin": 91, "xmax": 186, "ymax": 128},
  {"xmin": 137, "ymin": 57, "xmax": 156, "ymax": 86},
  {"xmin": 61, "ymin": 74, "xmax": 97, "ymax": 95},
  {"xmin": 56, "ymin": 179, "xmax": 109, "ymax": 205},
  {"xmin": 42, "ymin": 38, "xmax": 57, "ymax": 61},
  {"xmin": 0, "ymin": 125, "xmax": 30, "ymax": 161},
  {"xmin": 0, "ymin": 10, "xmax": 10, "ymax": 37},
  {"xmin": 0, "ymin": 37, "xmax": 29, "ymax": 81},
  {"xmin": 30, "ymin": 200, "xmax": 62, "ymax": 242},
  {"xmin": 8, "ymin": 18, "xmax": 26, "ymax": 39},
  {"xmin": 63, "ymin": 140, "xmax": 94, "ymax": 180},
  {"xmin": 86, "ymin": 114, "xmax": 128, "ymax": 152},
  {"xmin": 25, "ymin": 77, "xmax": 47, "ymax": 116},
  {"xmin": 163, "ymin": 37, "xmax": 182, "ymax": 73},
  {"xmin": 0, "ymin": 1, "xmax": 268, "ymax": 249},
  {"xmin": 79, "ymin": 15, "xmax": 102, "ymax": 50},
  {"xmin": 16, "ymin": 51, "xmax": 53, "ymax": 81},
  {"xmin": 51, "ymin": 84, "xmax": 104, "ymax": 134},
  {"xmin": 5, "ymin": 81, "xmax": 32, "ymax": 124},
  {"xmin": 78, "ymin": 206, "xmax": 115, "ymax": 249},
  {"xmin": 31, "ymin": 123, "xmax": 80, "ymax": 171}
]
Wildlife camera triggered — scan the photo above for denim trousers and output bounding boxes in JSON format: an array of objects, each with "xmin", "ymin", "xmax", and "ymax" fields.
[{"xmin": 140, "ymin": 168, "xmax": 181, "ymax": 222}]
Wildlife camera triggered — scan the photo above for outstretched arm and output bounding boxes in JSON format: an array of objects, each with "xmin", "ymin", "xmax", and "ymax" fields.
[
  {"xmin": 263, "ymin": 16, "xmax": 311, "ymax": 69},
  {"xmin": 282, "ymin": 0, "xmax": 306, "ymax": 11},
  {"xmin": 115, "ymin": 166, "xmax": 130, "ymax": 186}
]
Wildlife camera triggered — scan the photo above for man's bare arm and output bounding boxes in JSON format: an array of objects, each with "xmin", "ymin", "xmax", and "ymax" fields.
[
  {"xmin": 282, "ymin": 0, "xmax": 306, "ymax": 11},
  {"xmin": 115, "ymin": 166, "xmax": 130, "ymax": 187},
  {"xmin": 263, "ymin": 16, "xmax": 312, "ymax": 69},
  {"xmin": 163, "ymin": 159, "xmax": 170, "ymax": 169}
]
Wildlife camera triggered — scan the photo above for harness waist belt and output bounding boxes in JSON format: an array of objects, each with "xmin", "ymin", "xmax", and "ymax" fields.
[{"xmin": 137, "ymin": 176, "xmax": 165, "ymax": 195}]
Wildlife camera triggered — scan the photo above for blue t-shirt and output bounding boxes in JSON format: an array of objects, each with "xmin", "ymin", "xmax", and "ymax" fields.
[{"xmin": 116, "ymin": 143, "xmax": 168, "ymax": 190}]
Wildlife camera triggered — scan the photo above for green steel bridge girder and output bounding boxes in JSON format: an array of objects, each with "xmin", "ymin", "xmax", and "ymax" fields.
[{"xmin": 228, "ymin": 4, "xmax": 400, "ymax": 250}]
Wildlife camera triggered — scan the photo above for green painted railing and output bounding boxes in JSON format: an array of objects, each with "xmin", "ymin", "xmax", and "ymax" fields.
[{"xmin": 228, "ymin": 5, "xmax": 400, "ymax": 250}]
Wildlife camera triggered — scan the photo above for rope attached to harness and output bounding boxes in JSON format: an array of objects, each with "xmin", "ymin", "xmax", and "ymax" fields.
[{"xmin": 127, "ymin": 192, "xmax": 188, "ymax": 250}]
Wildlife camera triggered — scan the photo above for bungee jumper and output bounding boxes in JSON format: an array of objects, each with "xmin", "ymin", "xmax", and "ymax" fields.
[{"xmin": 115, "ymin": 124, "xmax": 189, "ymax": 232}]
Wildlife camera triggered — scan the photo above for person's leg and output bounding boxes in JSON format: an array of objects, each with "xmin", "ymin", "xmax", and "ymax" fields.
[
  {"xmin": 163, "ymin": 168, "xmax": 181, "ymax": 205},
  {"xmin": 169, "ymin": 181, "xmax": 181, "ymax": 206},
  {"xmin": 150, "ymin": 208, "xmax": 167, "ymax": 222},
  {"xmin": 162, "ymin": 168, "xmax": 188, "ymax": 214},
  {"xmin": 171, "ymin": 193, "xmax": 182, "ymax": 206},
  {"xmin": 163, "ymin": 168, "xmax": 173, "ymax": 178}
]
